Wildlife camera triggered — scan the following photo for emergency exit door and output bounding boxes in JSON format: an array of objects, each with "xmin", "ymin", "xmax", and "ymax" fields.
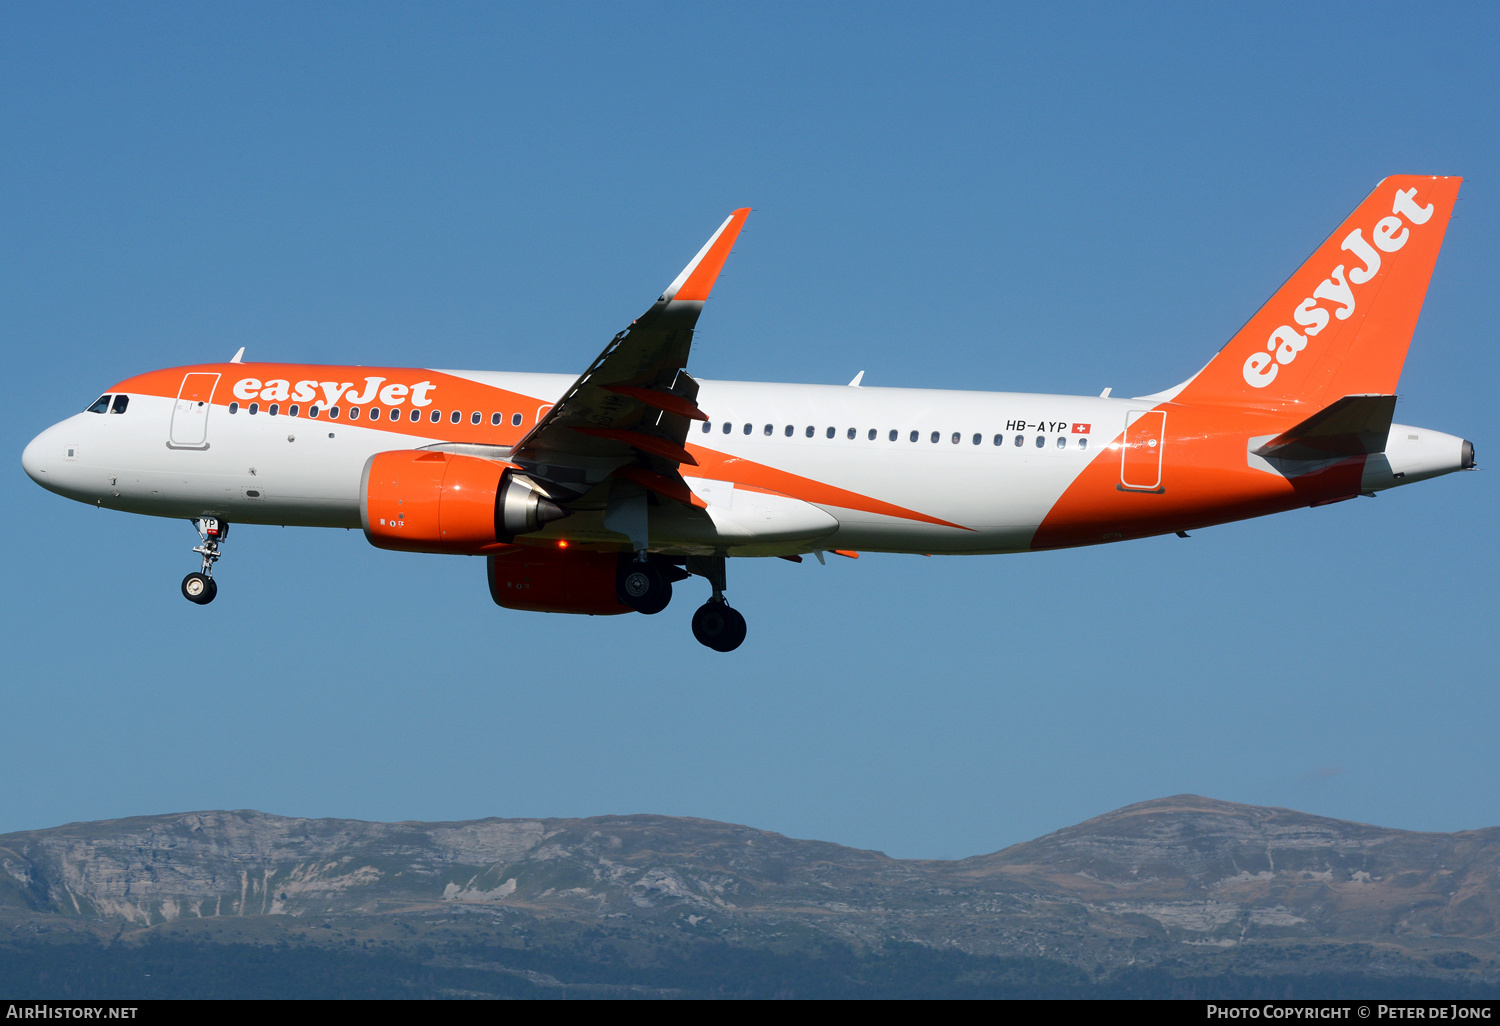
[{"xmin": 1120, "ymin": 410, "xmax": 1166, "ymax": 491}]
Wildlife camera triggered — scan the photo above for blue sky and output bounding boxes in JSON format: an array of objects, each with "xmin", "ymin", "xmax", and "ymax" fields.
[{"xmin": 3, "ymin": 3, "xmax": 1497, "ymax": 860}]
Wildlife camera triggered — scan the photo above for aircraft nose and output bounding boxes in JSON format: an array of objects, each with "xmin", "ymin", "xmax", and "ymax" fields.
[{"xmin": 22, "ymin": 426, "xmax": 57, "ymax": 487}]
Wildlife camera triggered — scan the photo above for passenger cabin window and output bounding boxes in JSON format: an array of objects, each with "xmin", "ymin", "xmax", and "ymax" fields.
[
  {"xmin": 930, "ymin": 431, "xmax": 940, "ymax": 443},
  {"xmin": 229, "ymin": 402, "xmax": 240, "ymax": 414},
  {"xmin": 471, "ymin": 411, "xmax": 481, "ymax": 425},
  {"xmin": 1014, "ymin": 434, "xmax": 1023, "ymax": 446},
  {"xmin": 269, "ymin": 403, "xmax": 280, "ymax": 416},
  {"xmin": 889, "ymin": 430, "xmax": 898, "ymax": 441},
  {"xmin": 909, "ymin": 431, "xmax": 918, "ymax": 442},
  {"xmin": 1056, "ymin": 436, "xmax": 1066, "ymax": 449},
  {"xmin": 111, "ymin": 395, "xmax": 129, "ymax": 414},
  {"xmin": 805, "ymin": 426, "xmax": 814, "ymax": 437},
  {"xmin": 993, "ymin": 434, "xmax": 1002, "ymax": 445},
  {"xmin": 868, "ymin": 429, "xmax": 876, "ymax": 440},
  {"xmin": 369, "ymin": 407, "xmax": 380, "ymax": 420},
  {"xmin": 972, "ymin": 433, "xmax": 981, "ymax": 445},
  {"xmin": 784, "ymin": 424, "xmax": 794, "ymax": 437},
  {"xmin": 309, "ymin": 406, "xmax": 320, "ymax": 418},
  {"xmin": 329, "ymin": 406, "xmax": 339, "ymax": 419},
  {"xmin": 951, "ymin": 432, "xmax": 960, "ymax": 444},
  {"xmin": 87, "ymin": 395, "xmax": 111, "ymax": 414},
  {"xmin": 493, "ymin": 413, "xmax": 504, "ymax": 426},
  {"xmin": 743, "ymin": 423, "xmax": 752, "ymax": 435},
  {"xmin": 289, "ymin": 404, "xmax": 299, "ymax": 417},
  {"xmin": 410, "ymin": 410, "xmax": 420, "ymax": 422},
  {"xmin": 249, "ymin": 402, "xmax": 259, "ymax": 415},
  {"xmin": 723, "ymin": 422, "xmax": 733, "ymax": 434},
  {"xmin": 826, "ymin": 427, "xmax": 835, "ymax": 439},
  {"xmin": 431, "ymin": 410, "xmax": 441, "ymax": 423},
  {"xmin": 1034, "ymin": 435, "xmax": 1044, "ymax": 448},
  {"xmin": 348, "ymin": 407, "xmax": 360, "ymax": 420},
  {"xmin": 450, "ymin": 410, "xmax": 461, "ymax": 424},
  {"xmin": 763, "ymin": 423, "xmax": 773, "ymax": 436},
  {"xmin": 701, "ymin": 421, "xmax": 711, "ymax": 433},
  {"xmin": 1078, "ymin": 437, "xmax": 1089, "ymax": 450},
  {"xmin": 511, "ymin": 413, "xmax": 523, "ymax": 426},
  {"xmin": 847, "ymin": 428, "xmax": 856, "ymax": 440}
]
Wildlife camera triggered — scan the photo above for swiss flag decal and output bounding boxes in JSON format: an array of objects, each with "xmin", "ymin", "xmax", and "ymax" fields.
[{"xmin": 1071, "ymin": 423, "xmax": 1090, "ymax": 434}]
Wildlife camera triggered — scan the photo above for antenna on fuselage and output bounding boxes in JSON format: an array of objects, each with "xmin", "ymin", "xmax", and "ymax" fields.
[{"xmin": 230, "ymin": 347, "xmax": 245, "ymax": 364}]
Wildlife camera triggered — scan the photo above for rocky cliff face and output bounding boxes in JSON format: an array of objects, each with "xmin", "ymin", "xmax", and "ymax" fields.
[
  {"xmin": 966, "ymin": 796, "xmax": 1500, "ymax": 944},
  {"xmin": 2, "ymin": 796, "xmax": 1496, "ymax": 980}
]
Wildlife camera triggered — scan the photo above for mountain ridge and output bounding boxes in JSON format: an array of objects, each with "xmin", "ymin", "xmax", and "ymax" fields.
[{"xmin": 3, "ymin": 795, "xmax": 1496, "ymax": 997}]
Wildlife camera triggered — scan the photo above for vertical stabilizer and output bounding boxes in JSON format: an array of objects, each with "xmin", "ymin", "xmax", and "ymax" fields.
[{"xmin": 1171, "ymin": 176, "xmax": 1460, "ymax": 408}]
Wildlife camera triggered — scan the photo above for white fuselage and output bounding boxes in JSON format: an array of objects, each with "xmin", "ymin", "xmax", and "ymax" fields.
[{"xmin": 21, "ymin": 369, "xmax": 1467, "ymax": 558}]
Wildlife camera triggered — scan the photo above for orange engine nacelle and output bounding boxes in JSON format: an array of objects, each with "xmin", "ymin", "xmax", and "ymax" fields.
[
  {"xmin": 360, "ymin": 450, "xmax": 566, "ymax": 555},
  {"xmin": 488, "ymin": 546, "xmax": 634, "ymax": 615}
]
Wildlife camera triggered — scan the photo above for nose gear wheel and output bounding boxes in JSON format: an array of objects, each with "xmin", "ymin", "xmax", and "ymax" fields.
[
  {"xmin": 182, "ymin": 518, "xmax": 228, "ymax": 605},
  {"xmin": 181, "ymin": 572, "xmax": 217, "ymax": 605}
]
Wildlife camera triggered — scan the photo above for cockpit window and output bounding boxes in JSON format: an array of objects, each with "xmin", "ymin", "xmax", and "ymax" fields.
[
  {"xmin": 87, "ymin": 395, "xmax": 111, "ymax": 414},
  {"xmin": 110, "ymin": 394, "xmax": 129, "ymax": 414}
]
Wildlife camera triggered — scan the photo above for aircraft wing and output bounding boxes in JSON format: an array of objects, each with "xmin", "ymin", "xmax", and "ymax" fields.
[{"xmin": 509, "ymin": 208, "xmax": 749, "ymax": 502}]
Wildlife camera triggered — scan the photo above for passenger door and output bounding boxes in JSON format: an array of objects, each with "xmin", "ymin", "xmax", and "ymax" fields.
[{"xmin": 169, "ymin": 373, "xmax": 220, "ymax": 449}]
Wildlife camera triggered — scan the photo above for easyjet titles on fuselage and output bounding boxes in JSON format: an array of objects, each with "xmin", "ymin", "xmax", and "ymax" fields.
[{"xmin": 231, "ymin": 376, "xmax": 438, "ymax": 409}]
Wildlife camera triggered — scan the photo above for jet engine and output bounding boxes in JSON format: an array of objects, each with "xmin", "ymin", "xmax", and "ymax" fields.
[
  {"xmin": 360, "ymin": 449, "xmax": 568, "ymax": 554},
  {"xmin": 487, "ymin": 546, "xmax": 634, "ymax": 615}
]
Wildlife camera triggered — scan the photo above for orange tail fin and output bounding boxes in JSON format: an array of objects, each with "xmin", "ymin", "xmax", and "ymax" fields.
[{"xmin": 1171, "ymin": 176, "xmax": 1460, "ymax": 408}]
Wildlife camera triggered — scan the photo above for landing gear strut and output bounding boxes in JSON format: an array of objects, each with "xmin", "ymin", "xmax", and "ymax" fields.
[
  {"xmin": 686, "ymin": 554, "xmax": 746, "ymax": 652},
  {"xmin": 182, "ymin": 517, "xmax": 227, "ymax": 605}
]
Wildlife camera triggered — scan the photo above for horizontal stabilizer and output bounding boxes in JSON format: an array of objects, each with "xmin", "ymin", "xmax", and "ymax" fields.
[{"xmin": 1252, "ymin": 394, "xmax": 1396, "ymax": 461}]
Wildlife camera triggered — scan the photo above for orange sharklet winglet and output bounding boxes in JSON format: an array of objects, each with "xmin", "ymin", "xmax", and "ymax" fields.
[
  {"xmin": 833, "ymin": 550, "xmax": 860, "ymax": 558},
  {"xmin": 612, "ymin": 465, "xmax": 706, "ymax": 508},
  {"xmin": 668, "ymin": 208, "xmax": 750, "ymax": 303},
  {"xmin": 600, "ymin": 385, "xmax": 708, "ymax": 421},
  {"xmin": 571, "ymin": 427, "xmax": 699, "ymax": 466}
]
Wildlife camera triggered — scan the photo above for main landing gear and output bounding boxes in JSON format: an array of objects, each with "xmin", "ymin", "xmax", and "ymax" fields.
[
  {"xmin": 618, "ymin": 552, "xmax": 748, "ymax": 652},
  {"xmin": 617, "ymin": 557, "xmax": 674, "ymax": 615},
  {"xmin": 182, "ymin": 517, "xmax": 227, "ymax": 605},
  {"xmin": 691, "ymin": 601, "xmax": 746, "ymax": 653},
  {"xmin": 685, "ymin": 554, "xmax": 746, "ymax": 653}
]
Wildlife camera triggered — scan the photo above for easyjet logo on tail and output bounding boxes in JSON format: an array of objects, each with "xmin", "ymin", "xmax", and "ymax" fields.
[
  {"xmin": 1242, "ymin": 187, "xmax": 1433, "ymax": 388},
  {"xmin": 231, "ymin": 375, "xmax": 437, "ymax": 407}
]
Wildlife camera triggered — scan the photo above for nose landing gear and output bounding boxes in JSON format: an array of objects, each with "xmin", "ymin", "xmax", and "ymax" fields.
[{"xmin": 182, "ymin": 518, "xmax": 227, "ymax": 605}]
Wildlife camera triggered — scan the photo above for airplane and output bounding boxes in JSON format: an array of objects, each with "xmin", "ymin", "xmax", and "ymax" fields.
[{"xmin": 21, "ymin": 176, "xmax": 1475, "ymax": 652}]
